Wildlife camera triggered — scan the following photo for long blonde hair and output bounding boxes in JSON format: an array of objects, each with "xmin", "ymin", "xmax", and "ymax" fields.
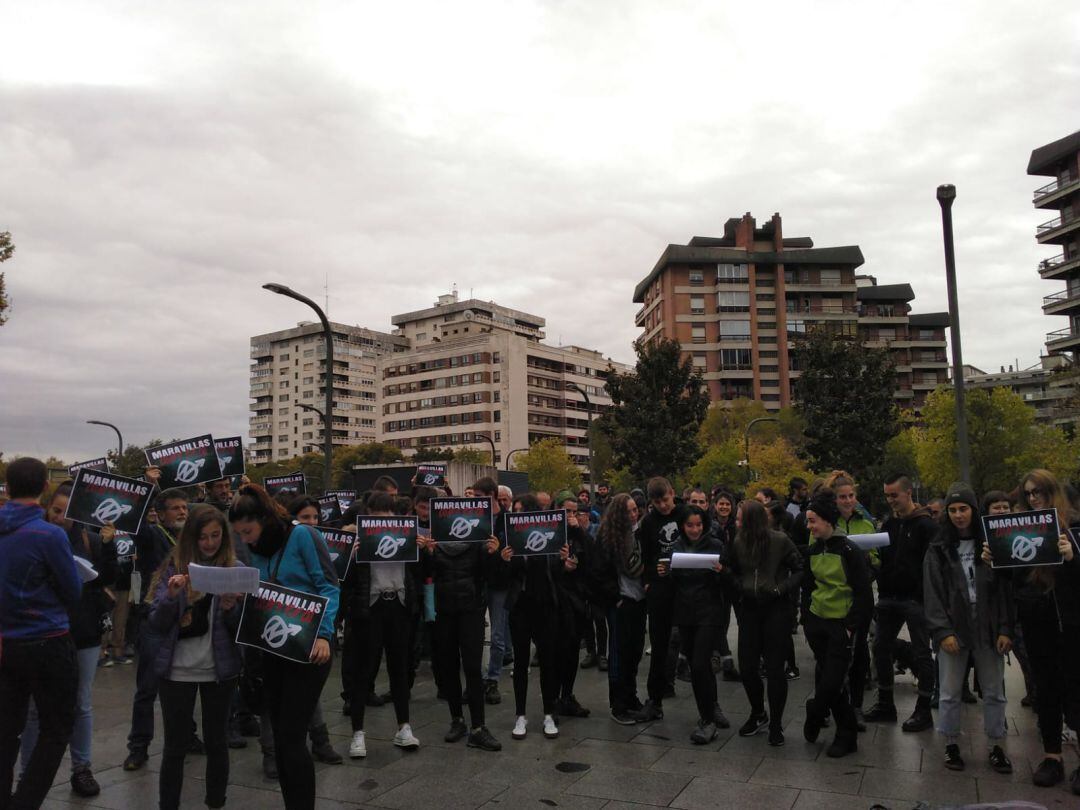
[{"xmin": 147, "ymin": 505, "xmax": 234, "ymax": 603}]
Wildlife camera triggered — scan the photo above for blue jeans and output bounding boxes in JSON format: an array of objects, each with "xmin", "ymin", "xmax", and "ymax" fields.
[
  {"xmin": 20, "ymin": 645, "xmax": 99, "ymax": 772},
  {"xmin": 936, "ymin": 642, "xmax": 1006, "ymax": 743},
  {"xmin": 485, "ymin": 589, "xmax": 509, "ymax": 681}
]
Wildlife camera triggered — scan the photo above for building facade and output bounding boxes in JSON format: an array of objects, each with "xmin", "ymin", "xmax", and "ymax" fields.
[{"xmin": 964, "ymin": 356, "xmax": 1075, "ymax": 426}]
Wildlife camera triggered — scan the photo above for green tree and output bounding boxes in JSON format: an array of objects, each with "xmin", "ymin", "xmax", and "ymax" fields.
[
  {"xmin": 860, "ymin": 426, "xmax": 921, "ymax": 516},
  {"xmin": 793, "ymin": 329, "xmax": 898, "ymax": 480},
  {"xmin": 330, "ymin": 443, "xmax": 404, "ymax": 487},
  {"xmin": 107, "ymin": 440, "xmax": 164, "ymax": 478},
  {"xmin": 699, "ymin": 400, "xmax": 806, "ymax": 454},
  {"xmin": 0, "ymin": 231, "xmax": 13, "ymax": 327},
  {"xmin": 453, "ymin": 448, "xmax": 491, "ymax": 465},
  {"xmin": 602, "ymin": 338, "xmax": 710, "ymax": 481},
  {"xmin": 512, "ymin": 438, "xmax": 582, "ymax": 495},
  {"xmin": 587, "ymin": 419, "xmax": 615, "ymax": 484},
  {"xmin": 250, "ymin": 452, "xmax": 328, "ymax": 491},
  {"xmin": 411, "ymin": 447, "xmax": 456, "ymax": 462}
]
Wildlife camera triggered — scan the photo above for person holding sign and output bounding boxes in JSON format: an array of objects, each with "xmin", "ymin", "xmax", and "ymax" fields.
[
  {"xmin": 229, "ymin": 485, "xmax": 339, "ymax": 810},
  {"xmin": 146, "ymin": 506, "xmax": 244, "ymax": 810},
  {"xmin": 993, "ymin": 470, "xmax": 1080, "ymax": 792},
  {"xmin": 656, "ymin": 506, "xmax": 730, "ymax": 744},
  {"xmin": 922, "ymin": 483, "xmax": 1014, "ymax": 775}
]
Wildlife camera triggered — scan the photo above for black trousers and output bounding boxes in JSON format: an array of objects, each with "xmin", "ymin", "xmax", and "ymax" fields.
[
  {"xmin": 646, "ymin": 591, "xmax": 676, "ymax": 704},
  {"xmin": 737, "ymin": 600, "xmax": 790, "ymax": 729},
  {"xmin": 509, "ymin": 596, "xmax": 559, "ymax": 716},
  {"xmin": 557, "ymin": 600, "xmax": 586, "ymax": 700},
  {"xmin": 158, "ymin": 678, "xmax": 234, "ymax": 810},
  {"xmin": 607, "ymin": 598, "xmax": 646, "ymax": 714},
  {"xmin": 349, "ymin": 598, "xmax": 412, "ymax": 729},
  {"xmin": 128, "ymin": 610, "xmax": 159, "ymax": 753},
  {"xmin": 0, "ymin": 634, "xmax": 77, "ymax": 810},
  {"xmin": 849, "ymin": 627, "xmax": 871, "ymax": 710},
  {"xmin": 583, "ymin": 601, "xmax": 609, "ymax": 658},
  {"xmin": 1021, "ymin": 610, "xmax": 1080, "ymax": 754},
  {"xmin": 873, "ymin": 598, "xmax": 935, "ymax": 700},
  {"xmin": 433, "ymin": 609, "xmax": 486, "ymax": 728},
  {"xmin": 804, "ymin": 614, "xmax": 858, "ymax": 741},
  {"xmin": 680, "ymin": 624, "xmax": 718, "ymax": 722},
  {"xmin": 262, "ymin": 654, "xmax": 331, "ymax": 810}
]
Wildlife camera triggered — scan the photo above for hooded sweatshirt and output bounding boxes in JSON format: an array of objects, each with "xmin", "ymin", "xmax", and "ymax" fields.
[
  {"xmin": 0, "ymin": 502, "xmax": 82, "ymax": 640},
  {"xmin": 879, "ymin": 504, "xmax": 937, "ymax": 600}
]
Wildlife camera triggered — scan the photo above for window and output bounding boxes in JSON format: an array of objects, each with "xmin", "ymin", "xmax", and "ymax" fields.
[
  {"xmin": 416, "ymin": 332, "xmax": 426, "ymax": 342},
  {"xmin": 278, "ymin": 353, "xmax": 290, "ymax": 361},
  {"xmin": 279, "ymin": 380, "xmax": 289, "ymax": 389},
  {"xmin": 691, "ymin": 326, "xmax": 706, "ymax": 344},
  {"xmin": 717, "ymin": 291, "xmax": 750, "ymax": 312},
  {"xmin": 820, "ymin": 269, "xmax": 841, "ymax": 285},
  {"xmin": 878, "ymin": 328, "xmax": 896, "ymax": 340},
  {"xmin": 919, "ymin": 329, "xmax": 936, "ymax": 340},
  {"xmin": 494, "ymin": 392, "xmax": 501, "ymax": 402},
  {"xmin": 717, "ymin": 263, "xmax": 749, "ymax": 283},
  {"xmin": 278, "ymin": 394, "xmax": 290, "ymax": 402},
  {"xmin": 690, "ymin": 296, "xmax": 705, "ymax": 315},
  {"xmin": 787, "ymin": 319, "xmax": 807, "ymax": 336},
  {"xmin": 692, "ymin": 354, "xmax": 706, "ymax": 368},
  {"xmin": 719, "ymin": 320, "xmax": 751, "ymax": 338},
  {"xmin": 303, "ymin": 376, "xmax": 313, "ymax": 384},
  {"xmin": 720, "ymin": 349, "xmax": 752, "ymax": 369},
  {"xmin": 688, "ymin": 269, "xmax": 704, "ymax": 286}
]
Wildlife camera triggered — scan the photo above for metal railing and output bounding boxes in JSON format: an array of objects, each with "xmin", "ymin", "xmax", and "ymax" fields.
[
  {"xmin": 1039, "ymin": 254, "xmax": 1067, "ymax": 274},
  {"xmin": 1033, "ymin": 176, "xmax": 1079, "ymax": 201},
  {"xmin": 1046, "ymin": 327, "xmax": 1079, "ymax": 345},
  {"xmin": 1043, "ymin": 289, "xmax": 1080, "ymax": 307}
]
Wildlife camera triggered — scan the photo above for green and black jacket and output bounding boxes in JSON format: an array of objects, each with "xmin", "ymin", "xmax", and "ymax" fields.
[{"xmin": 800, "ymin": 530, "xmax": 873, "ymax": 631}]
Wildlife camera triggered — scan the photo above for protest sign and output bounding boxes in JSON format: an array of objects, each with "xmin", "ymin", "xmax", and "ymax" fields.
[
  {"xmin": 214, "ymin": 436, "xmax": 245, "ymax": 477},
  {"xmin": 264, "ymin": 472, "xmax": 306, "ymax": 498},
  {"xmin": 320, "ymin": 526, "xmax": 357, "ymax": 581},
  {"xmin": 325, "ymin": 490, "xmax": 356, "ymax": 511},
  {"xmin": 146, "ymin": 435, "xmax": 222, "ymax": 488},
  {"xmin": 236, "ymin": 582, "xmax": 328, "ymax": 663},
  {"xmin": 317, "ymin": 495, "xmax": 342, "ymax": 525},
  {"xmin": 65, "ymin": 469, "xmax": 153, "ymax": 535},
  {"xmin": 504, "ymin": 509, "xmax": 567, "ymax": 556},
  {"xmin": 415, "ymin": 463, "xmax": 447, "ymax": 488},
  {"xmin": 357, "ymin": 516, "xmax": 419, "ymax": 563},
  {"xmin": 115, "ymin": 532, "xmax": 136, "ymax": 563},
  {"xmin": 982, "ymin": 508, "xmax": 1064, "ymax": 568},
  {"xmin": 430, "ymin": 498, "xmax": 493, "ymax": 543},
  {"xmin": 68, "ymin": 457, "xmax": 110, "ymax": 478}
]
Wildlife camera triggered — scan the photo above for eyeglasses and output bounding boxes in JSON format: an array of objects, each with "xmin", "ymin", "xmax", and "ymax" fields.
[{"xmin": 1024, "ymin": 487, "xmax": 1045, "ymax": 498}]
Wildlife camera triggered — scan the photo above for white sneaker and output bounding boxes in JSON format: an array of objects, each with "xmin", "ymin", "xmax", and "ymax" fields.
[
  {"xmin": 543, "ymin": 714, "xmax": 559, "ymax": 739},
  {"xmin": 512, "ymin": 716, "xmax": 527, "ymax": 740},
  {"xmin": 349, "ymin": 730, "xmax": 366, "ymax": 758},
  {"xmin": 393, "ymin": 723, "xmax": 420, "ymax": 749}
]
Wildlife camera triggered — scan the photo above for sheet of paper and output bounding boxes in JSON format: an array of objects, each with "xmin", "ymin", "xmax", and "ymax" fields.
[
  {"xmin": 75, "ymin": 556, "xmax": 99, "ymax": 582},
  {"xmin": 848, "ymin": 532, "xmax": 890, "ymax": 550},
  {"xmin": 188, "ymin": 563, "xmax": 261, "ymax": 595},
  {"xmin": 670, "ymin": 552, "xmax": 720, "ymax": 570}
]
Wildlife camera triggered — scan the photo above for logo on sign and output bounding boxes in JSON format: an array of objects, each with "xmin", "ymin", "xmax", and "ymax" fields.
[
  {"xmin": 423, "ymin": 473, "xmax": 440, "ymax": 485},
  {"xmin": 525, "ymin": 530, "xmax": 556, "ymax": 552},
  {"xmin": 175, "ymin": 458, "xmax": 206, "ymax": 484},
  {"xmin": 261, "ymin": 615, "xmax": 303, "ymax": 649},
  {"xmin": 449, "ymin": 517, "xmax": 480, "ymax": 539},
  {"xmin": 329, "ymin": 552, "xmax": 340, "ymax": 561},
  {"xmin": 376, "ymin": 534, "xmax": 407, "ymax": 559},
  {"xmin": 116, "ymin": 538, "xmax": 134, "ymax": 557},
  {"xmin": 321, "ymin": 507, "xmax": 334, "ymax": 522},
  {"xmin": 1011, "ymin": 534, "xmax": 1043, "ymax": 563},
  {"xmin": 220, "ymin": 455, "xmax": 233, "ymax": 467},
  {"xmin": 91, "ymin": 498, "xmax": 133, "ymax": 524}
]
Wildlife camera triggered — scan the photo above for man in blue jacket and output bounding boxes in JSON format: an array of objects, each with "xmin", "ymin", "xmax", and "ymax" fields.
[{"xmin": 0, "ymin": 457, "xmax": 82, "ymax": 810}]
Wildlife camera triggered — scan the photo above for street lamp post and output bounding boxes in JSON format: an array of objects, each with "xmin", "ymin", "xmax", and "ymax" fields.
[
  {"xmin": 744, "ymin": 417, "xmax": 780, "ymax": 486},
  {"xmin": 263, "ymin": 283, "xmax": 334, "ymax": 489},
  {"xmin": 937, "ymin": 185, "xmax": 971, "ymax": 484},
  {"xmin": 566, "ymin": 382, "xmax": 594, "ymax": 498},
  {"xmin": 86, "ymin": 420, "xmax": 123, "ymax": 460},
  {"xmin": 466, "ymin": 434, "xmax": 498, "ymax": 468},
  {"xmin": 505, "ymin": 447, "xmax": 530, "ymax": 471}
]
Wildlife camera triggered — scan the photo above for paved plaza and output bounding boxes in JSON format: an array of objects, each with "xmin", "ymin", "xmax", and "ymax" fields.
[{"xmin": 35, "ymin": 633, "xmax": 1079, "ymax": 809}]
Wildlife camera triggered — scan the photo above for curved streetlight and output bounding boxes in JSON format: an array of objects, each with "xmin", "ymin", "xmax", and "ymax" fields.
[
  {"xmin": 505, "ymin": 447, "xmax": 530, "ymax": 471},
  {"xmin": 744, "ymin": 417, "xmax": 780, "ymax": 486},
  {"xmin": 565, "ymin": 382, "xmax": 594, "ymax": 498},
  {"xmin": 87, "ymin": 420, "xmax": 123, "ymax": 459},
  {"xmin": 263, "ymin": 283, "xmax": 334, "ymax": 489}
]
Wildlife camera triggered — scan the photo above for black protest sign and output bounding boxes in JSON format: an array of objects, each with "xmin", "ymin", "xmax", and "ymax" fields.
[
  {"xmin": 325, "ymin": 490, "xmax": 356, "ymax": 511},
  {"xmin": 236, "ymin": 582, "xmax": 328, "ymax": 664},
  {"xmin": 982, "ymin": 509, "xmax": 1064, "ymax": 568},
  {"xmin": 357, "ymin": 516, "xmax": 419, "ymax": 563},
  {"xmin": 264, "ymin": 472, "xmax": 306, "ymax": 498},
  {"xmin": 114, "ymin": 532, "xmax": 136, "ymax": 563},
  {"xmin": 415, "ymin": 463, "xmax": 447, "ymax": 488},
  {"xmin": 430, "ymin": 498, "xmax": 492, "ymax": 543},
  {"xmin": 146, "ymin": 435, "xmax": 223, "ymax": 488},
  {"xmin": 214, "ymin": 436, "xmax": 245, "ymax": 477},
  {"xmin": 319, "ymin": 527, "xmax": 357, "ymax": 581},
  {"xmin": 68, "ymin": 457, "xmax": 110, "ymax": 478},
  {"xmin": 505, "ymin": 509, "xmax": 567, "ymax": 556},
  {"xmin": 65, "ymin": 469, "xmax": 154, "ymax": 535},
  {"xmin": 316, "ymin": 495, "xmax": 342, "ymax": 525}
]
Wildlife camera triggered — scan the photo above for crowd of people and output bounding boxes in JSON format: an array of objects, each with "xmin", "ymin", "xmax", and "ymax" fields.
[{"xmin": 1, "ymin": 456, "xmax": 1079, "ymax": 810}]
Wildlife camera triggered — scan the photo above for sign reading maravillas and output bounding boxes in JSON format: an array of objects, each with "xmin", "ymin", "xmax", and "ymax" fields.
[
  {"xmin": 68, "ymin": 457, "xmax": 110, "ymax": 478},
  {"xmin": 982, "ymin": 508, "xmax": 1064, "ymax": 569},
  {"xmin": 264, "ymin": 472, "xmax": 306, "ymax": 498},
  {"xmin": 505, "ymin": 509, "xmax": 567, "ymax": 556},
  {"xmin": 146, "ymin": 435, "xmax": 223, "ymax": 488},
  {"xmin": 415, "ymin": 464, "xmax": 447, "ymax": 488},
  {"xmin": 325, "ymin": 490, "xmax": 356, "ymax": 511},
  {"xmin": 319, "ymin": 526, "xmax": 357, "ymax": 581},
  {"xmin": 430, "ymin": 498, "xmax": 492, "ymax": 543},
  {"xmin": 65, "ymin": 469, "xmax": 154, "ymax": 535},
  {"xmin": 236, "ymin": 582, "xmax": 328, "ymax": 663},
  {"xmin": 316, "ymin": 495, "xmax": 342, "ymax": 525},
  {"xmin": 214, "ymin": 436, "xmax": 245, "ymax": 477},
  {"xmin": 357, "ymin": 516, "xmax": 419, "ymax": 563}
]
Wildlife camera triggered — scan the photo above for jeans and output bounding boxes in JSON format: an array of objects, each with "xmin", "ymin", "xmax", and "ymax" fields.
[
  {"xmin": 0, "ymin": 634, "xmax": 78, "ymax": 810},
  {"xmin": 607, "ymin": 598, "xmax": 646, "ymax": 714},
  {"xmin": 263, "ymin": 654, "xmax": 331, "ymax": 810},
  {"xmin": 19, "ymin": 645, "xmax": 99, "ymax": 773},
  {"xmin": 485, "ymin": 589, "xmax": 510, "ymax": 680},
  {"xmin": 737, "ymin": 600, "xmax": 790, "ymax": 730},
  {"xmin": 158, "ymin": 678, "xmax": 234, "ymax": 810},
  {"xmin": 873, "ymin": 597, "xmax": 935, "ymax": 700},
  {"xmin": 804, "ymin": 614, "xmax": 858, "ymax": 741},
  {"xmin": 433, "ymin": 609, "xmax": 486, "ymax": 728},
  {"xmin": 349, "ymin": 598, "xmax": 412, "ymax": 730},
  {"xmin": 936, "ymin": 644, "xmax": 1006, "ymax": 743},
  {"xmin": 680, "ymin": 624, "xmax": 718, "ymax": 723},
  {"xmin": 509, "ymin": 596, "xmax": 559, "ymax": 716}
]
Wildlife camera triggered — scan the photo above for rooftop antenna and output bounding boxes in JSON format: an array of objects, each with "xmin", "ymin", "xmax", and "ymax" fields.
[
  {"xmin": 469, "ymin": 287, "xmax": 473, "ymax": 299},
  {"xmin": 324, "ymin": 272, "xmax": 329, "ymax": 318}
]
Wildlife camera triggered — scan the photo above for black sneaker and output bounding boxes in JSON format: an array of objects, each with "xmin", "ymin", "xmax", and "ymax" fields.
[
  {"xmin": 445, "ymin": 717, "xmax": 468, "ymax": 743},
  {"xmin": 189, "ymin": 733, "xmax": 206, "ymax": 754},
  {"xmin": 366, "ymin": 691, "xmax": 386, "ymax": 707},
  {"xmin": 636, "ymin": 700, "xmax": 664, "ymax": 721},
  {"xmin": 610, "ymin": 709, "xmax": 639, "ymax": 726},
  {"xmin": 559, "ymin": 695, "xmax": 590, "ymax": 718},
  {"xmin": 901, "ymin": 708, "xmax": 933, "ymax": 733},
  {"xmin": 690, "ymin": 720, "xmax": 717, "ymax": 745},
  {"xmin": 484, "ymin": 680, "xmax": 502, "ymax": 706},
  {"xmin": 467, "ymin": 726, "xmax": 502, "ymax": 752},
  {"xmin": 713, "ymin": 707, "xmax": 730, "ymax": 730},
  {"xmin": 944, "ymin": 743, "xmax": 965, "ymax": 771},
  {"xmin": 862, "ymin": 703, "xmax": 897, "ymax": 723},
  {"xmin": 803, "ymin": 699, "xmax": 823, "ymax": 743},
  {"xmin": 311, "ymin": 739, "xmax": 342, "ymax": 764},
  {"xmin": 228, "ymin": 726, "xmax": 248, "ymax": 750},
  {"xmin": 239, "ymin": 715, "xmax": 261, "ymax": 737},
  {"xmin": 262, "ymin": 752, "xmax": 278, "ymax": 780},
  {"xmin": 738, "ymin": 713, "xmax": 769, "ymax": 737},
  {"xmin": 70, "ymin": 767, "xmax": 100, "ymax": 797},
  {"xmin": 988, "ymin": 745, "xmax": 1011, "ymax": 775},
  {"xmin": 768, "ymin": 728, "xmax": 785, "ymax": 747},
  {"xmin": 826, "ymin": 736, "xmax": 857, "ymax": 758},
  {"xmin": 123, "ymin": 749, "xmax": 147, "ymax": 771},
  {"xmin": 1033, "ymin": 756, "xmax": 1065, "ymax": 787}
]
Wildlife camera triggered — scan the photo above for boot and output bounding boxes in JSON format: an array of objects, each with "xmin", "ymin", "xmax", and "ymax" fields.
[
  {"xmin": 309, "ymin": 724, "xmax": 343, "ymax": 764},
  {"xmin": 902, "ymin": 696, "xmax": 934, "ymax": 733},
  {"xmin": 863, "ymin": 691, "xmax": 897, "ymax": 723}
]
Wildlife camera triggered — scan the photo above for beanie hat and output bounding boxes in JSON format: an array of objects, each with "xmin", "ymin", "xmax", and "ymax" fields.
[
  {"xmin": 944, "ymin": 482, "xmax": 978, "ymax": 514},
  {"xmin": 806, "ymin": 492, "xmax": 840, "ymax": 527}
]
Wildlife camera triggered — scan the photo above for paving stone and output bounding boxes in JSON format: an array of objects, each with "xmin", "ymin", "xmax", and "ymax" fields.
[
  {"xmin": 648, "ymin": 747, "xmax": 761, "ymax": 781},
  {"xmin": 669, "ymin": 775, "xmax": 799, "ymax": 810},
  {"xmin": 750, "ymin": 758, "xmax": 864, "ymax": 794},
  {"xmin": 565, "ymin": 764, "xmax": 692, "ymax": 804}
]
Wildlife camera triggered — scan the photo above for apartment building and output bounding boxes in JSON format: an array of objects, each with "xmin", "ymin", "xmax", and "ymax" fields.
[
  {"xmin": 249, "ymin": 322, "xmax": 408, "ymax": 465},
  {"xmin": 964, "ymin": 355, "xmax": 1075, "ymax": 426}
]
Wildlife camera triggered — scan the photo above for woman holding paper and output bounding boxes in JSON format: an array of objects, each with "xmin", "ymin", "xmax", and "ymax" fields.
[
  {"xmin": 147, "ymin": 505, "xmax": 243, "ymax": 810},
  {"xmin": 656, "ymin": 506, "xmax": 730, "ymax": 744}
]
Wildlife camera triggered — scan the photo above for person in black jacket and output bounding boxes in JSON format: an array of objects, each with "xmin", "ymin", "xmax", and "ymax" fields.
[
  {"xmin": 865, "ymin": 472, "xmax": 938, "ymax": 733},
  {"xmin": 552, "ymin": 495, "xmax": 594, "ymax": 719}
]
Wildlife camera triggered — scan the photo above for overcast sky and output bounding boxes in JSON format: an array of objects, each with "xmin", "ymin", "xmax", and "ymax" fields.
[{"xmin": 2, "ymin": 1, "xmax": 1078, "ymax": 462}]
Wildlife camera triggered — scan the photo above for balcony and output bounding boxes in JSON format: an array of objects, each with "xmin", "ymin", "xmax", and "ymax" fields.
[
  {"xmin": 1046, "ymin": 327, "xmax": 1080, "ymax": 352},
  {"xmin": 1036, "ymin": 213, "xmax": 1080, "ymax": 244},
  {"xmin": 1038, "ymin": 253, "xmax": 1080, "ymax": 280},
  {"xmin": 1043, "ymin": 288, "xmax": 1080, "ymax": 315},
  {"xmin": 251, "ymin": 344, "xmax": 271, "ymax": 359},
  {"xmin": 1033, "ymin": 176, "xmax": 1080, "ymax": 208},
  {"xmin": 784, "ymin": 302, "xmax": 858, "ymax": 316}
]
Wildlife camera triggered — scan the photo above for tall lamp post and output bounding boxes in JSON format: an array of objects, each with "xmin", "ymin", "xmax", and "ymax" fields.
[
  {"xmin": 565, "ymin": 382, "xmax": 594, "ymax": 498},
  {"xmin": 463, "ymin": 434, "xmax": 498, "ymax": 468},
  {"xmin": 87, "ymin": 420, "xmax": 123, "ymax": 460},
  {"xmin": 505, "ymin": 447, "xmax": 530, "ymax": 471},
  {"xmin": 263, "ymin": 283, "xmax": 334, "ymax": 489},
  {"xmin": 744, "ymin": 417, "xmax": 779, "ymax": 486},
  {"xmin": 937, "ymin": 185, "xmax": 971, "ymax": 484}
]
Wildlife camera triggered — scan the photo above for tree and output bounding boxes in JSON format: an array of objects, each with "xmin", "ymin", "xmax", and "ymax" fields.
[
  {"xmin": 453, "ymin": 448, "xmax": 491, "ymax": 465},
  {"xmin": 330, "ymin": 443, "xmax": 404, "ymax": 487},
  {"xmin": 0, "ymin": 231, "xmax": 13, "ymax": 327},
  {"xmin": 587, "ymin": 419, "xmax": 615, "ymax": 484},
  {"xmin": 793, "ymin": 329, "xmax": 898, "ymax": 480},
  {"xmin": 683, "ymin": 435, "xmax": 813, "ymax": 496},
  {"xmin": 602, "ymin": 338, "xmax": 710, "ymax": 481},
  {"xmin": 411, "ymin": 447, "xmax": 456, "ymax": 463},
  {"xmin": 107, "ymin": 440, "xmax": 164, "ymax": 478},
  {"xmin": 699, "ymin": 399, "xmax": 806, "ymax": 453},
  {"xmin": 512, "ymin": 438, "xmax": 582, "ymax": 495},
  {"xmin": 251, "ymin": 452, "xmax": 328, "ymax": 491}
]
